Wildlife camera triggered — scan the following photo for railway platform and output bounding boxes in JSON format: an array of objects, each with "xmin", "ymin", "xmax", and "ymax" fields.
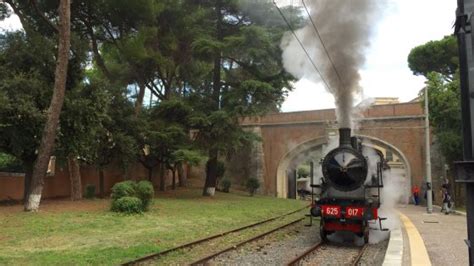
[{"xmin": 394, "ymin": 204, "xmax": 468, "ymax": 266}]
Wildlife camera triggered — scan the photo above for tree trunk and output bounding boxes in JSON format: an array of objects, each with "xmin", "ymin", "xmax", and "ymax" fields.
[
  {"xmin": 202, "ymin": 0, "xmax": 222, "ymax": 197},
  {"xmin": 159, "ymin": 163, "xmax": 166, "ymax": 191},
  {"xmin": 148, "ymin": 166, "xmax": 153, "ymax": 182},
  {"xmin": 134, "ymin": 82, "xmax": 146, "ymax": 115},
  {"xmin": 172, "ymin": 168, "xmax": 176, "ymax": 190},
  {"xmin": 67, "ymin": 155, "xmax": 82, "ymax": 201},
  {"xmin": 24, "ymin": 0, "xmax": 71, "ymax": 211},
  {"xmin": 99, "ymin": 168, "xmax": 105, "ymax": 198},
  {"xmin": 178, "ymin": 164, "xmax": 186, "ymax": 187},
  {"xmin": 23, "ymin": 163, "xmax": 34, "ymax": 203},
  {"xmin": 203, "ymin": 149, "xmax": 218, "ymax": 196}
]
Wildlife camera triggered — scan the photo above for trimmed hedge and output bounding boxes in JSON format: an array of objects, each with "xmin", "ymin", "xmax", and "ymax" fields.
[
  {"xmin": 136, "ymin": 181, "xmax": 154, "ymax": 211},
  {"xmin": 221, "ymin": 178, "xmax": 231, "ymax": 193},
  {"xmin": 84, "ymin": 184, "xmax": 96, "ymax": 199},
  {"xmin": 111, "ymin": 196, "xmax": 143, "ymax": 214},
  {"xmin": 246, "ymin": 178, "xmax": 260, "ymax": 196},
  {"xmin": 110, "ymin": 180, "xmax": 154, "ymax": 213},
  {"xmin": 111, "ymin": 180, "xmax": 136, "ymax": 200}
]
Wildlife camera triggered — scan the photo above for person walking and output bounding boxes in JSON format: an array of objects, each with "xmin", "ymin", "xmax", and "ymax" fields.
[
  {"xmin": 412, "ymin": 184, "xmax": 420, "ymax": 205},
  {"xmin": 442, "ymin": 187, "xmax": 452, "ymax": 214},
  {"xmin": 441, "ymin": 178, "xmax": 453, "ymax": 214}
]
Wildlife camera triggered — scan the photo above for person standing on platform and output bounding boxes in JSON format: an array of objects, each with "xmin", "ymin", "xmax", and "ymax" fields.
[
  {"xmin": 442, "ymin": 187, "xmax": 452, "ymax": 214},
  {"xmin": 412, "ymin": 184, "xmax": 420, "ymax": 205},
  {"xmin": 441, "ymin": 178, "xmax": 453, "ymax": 214}
]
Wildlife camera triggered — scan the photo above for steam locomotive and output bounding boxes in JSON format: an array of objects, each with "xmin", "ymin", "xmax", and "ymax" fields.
[{"xmin": 309, "ymin": 128, "xmax": 387, "ymax": 243}]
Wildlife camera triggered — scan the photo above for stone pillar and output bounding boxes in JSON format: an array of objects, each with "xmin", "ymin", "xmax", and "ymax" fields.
[{"xmin": 248, "ymin": 126, "xmax": 267, "ymax": 195}]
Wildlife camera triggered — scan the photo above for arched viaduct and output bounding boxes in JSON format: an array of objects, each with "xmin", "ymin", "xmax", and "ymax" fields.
[{"xmin": 227, "ymin": 102, "xmax": 432, "ymax": 201}]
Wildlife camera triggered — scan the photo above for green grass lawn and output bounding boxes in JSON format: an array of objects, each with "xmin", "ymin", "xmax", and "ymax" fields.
[{"xmin": 0, "ymin": 188, "xmax": 306, "ymax": 265}]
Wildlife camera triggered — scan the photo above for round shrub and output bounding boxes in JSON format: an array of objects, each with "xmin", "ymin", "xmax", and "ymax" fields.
[
  {"xmin": 111, "ymin": 196, "xmax": 143, "ymax": 214},
  {"xmin": 221, "ymin": 178, "xmax": 231, "ymax": 193},
  {"xmin": 297, "ymin": 165, "xmax": 310, "ymax": 178},
  {"xmin": 111, "ymin": 180, "xmax": 136, "ymax": 200},
  {"xmin": 84, "ymin": 184, "xmax": 96, "ymax": 199},
  {"xmin": 246, "ymin": 177, "xmax": 260, "ymax": 196},
  {"xmin": 136, "ymin": 180, "xmax": 154, "ymax": 210}
]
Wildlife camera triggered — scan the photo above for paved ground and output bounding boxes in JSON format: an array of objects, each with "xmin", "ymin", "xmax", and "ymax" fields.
[{"xmin": 397, "ymin": 204, "xmax": 469, "ymax": 266}]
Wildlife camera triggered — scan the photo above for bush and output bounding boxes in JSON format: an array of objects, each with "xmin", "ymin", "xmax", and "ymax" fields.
[
  {"xmin": 111, "ymin": 196, "xmax": 143, "ymax": 214},
  {"xmin": 84, "ymin": 184, "xmax": 96, "ymax": 199},
  {"xmin": 221, "ymin": 178, "xmax": 231, "ymax": 193},
  {"xmin": 136, "ymin": 180, "xmax": 154, "ymax": 210},
  {"xmin": 297, "ymin": 165, "xmax": 310, "ymax": 178},
  {"xmin": 110, "ymin": 180, "xmax": 155, "ymax": 213},
  {"xmin": 246, "ymin": 177, "xmax": 260, "ymax": 196},
  {"xmin": 0, "ymin": 152, "xmax": 24, "ymax": 172},
  {"xmin": 111, "ymin": 180, "xmax": 136, "ymax": 200}
]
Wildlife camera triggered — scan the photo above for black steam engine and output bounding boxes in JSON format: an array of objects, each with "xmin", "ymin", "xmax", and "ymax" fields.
[{"xmin": 309, "ymin": 128, "xmax": 387, "ymax": 243}]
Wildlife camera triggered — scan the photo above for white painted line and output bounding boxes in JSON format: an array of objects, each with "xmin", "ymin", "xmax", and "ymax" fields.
[{"xmin": 382, "ymin": 223, "xmax": 403, "ymax": 266}]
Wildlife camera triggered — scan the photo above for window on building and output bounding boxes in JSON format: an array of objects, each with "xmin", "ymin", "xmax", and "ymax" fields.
[{"xmin": 386, "ymin": 150, "xmax": 393, "ymax": 162}]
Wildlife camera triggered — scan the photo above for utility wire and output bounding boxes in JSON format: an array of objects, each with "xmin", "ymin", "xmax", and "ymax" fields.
[
  {"xmin": 272, "ymin": 1, "xmax": 332, "ymax": 91},
  {"xmin": 301, "ymin": 0, "xmax": 346, "ymax": 91}
]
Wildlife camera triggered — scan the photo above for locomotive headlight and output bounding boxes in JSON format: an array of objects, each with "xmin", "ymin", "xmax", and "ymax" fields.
[
  {"xmin": 367, "ymin": 198, "xmax": 373, "ymax": 204},
  {"xmin": 310, "ymin": 206, "xmax": 321, "ymax": 217}
]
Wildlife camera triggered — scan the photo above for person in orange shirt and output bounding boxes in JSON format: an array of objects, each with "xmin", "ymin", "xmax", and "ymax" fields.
[{"xmin": 412, "ymin": 185, "xmax": 420, "ymax": 205}]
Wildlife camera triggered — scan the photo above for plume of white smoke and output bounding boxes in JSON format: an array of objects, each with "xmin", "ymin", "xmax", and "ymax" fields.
[
  {"xmin": 280, "ymin": 0, "xmax": 386, "ymax": 128},
  {"xmin": 368, "ymin": 169, "xmax": 404, "ymax": 244},
  {"xmin": 352, "ymin": 97, "xmax": 376, "ymax": 130},
  {"xmin": 361, "ymin": 141, "xmax": 404, "ymax": 243}
]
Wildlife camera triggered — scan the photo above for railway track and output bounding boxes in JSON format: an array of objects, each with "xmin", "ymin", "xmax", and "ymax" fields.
[
  {"xmin": 287, "ymin": 241, "xmax": 368, "ymax": 266},
  {"xmin": 190, "ymin": 217, "xmax": 304, "ymax": 265},
  {"xmin": 122, "ymin": 207, "xmax": 307, "ymax": 265}
]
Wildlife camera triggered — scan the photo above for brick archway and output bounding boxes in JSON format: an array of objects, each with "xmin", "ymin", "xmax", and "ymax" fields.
[
  {"xmin": 276, "ymin": 137, "xmax": 326, "ymax": 198},
  {"xmin": 235, "ymin": 102, "xmax": 429, "ymax": 198},
  {"xmin": 273, "ymin": 134, "xmax": 412, "ymax": 199}
]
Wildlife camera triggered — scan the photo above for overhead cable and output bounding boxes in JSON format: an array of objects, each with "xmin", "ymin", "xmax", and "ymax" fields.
[
  {"xmin": 301, "ymin": 0, "xmax": 346, "ymax": 91},
  {"xmin": 272, "ymin": 1, "xmax": 332, "ymax": 91}
]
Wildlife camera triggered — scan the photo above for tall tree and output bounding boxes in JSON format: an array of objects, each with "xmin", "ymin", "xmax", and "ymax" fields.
[
  {"xmin": 0, "ymin": 32, "xmax": 54, "ymax": 202},
  {"xmin": 408, "ymin": 35, "xmax": 462, "ymax": 164},
  {"xmin": 408, "ymin": 35, "xmax": 458, "ymax": 80},
  {"xmin": 408, "ymin": 35, "xmax": 463, "ymax": 204},
  {"xmin": 57, "ymin": 77, "xmax": 110, "ymax": 200},
  {"xmin": 188, "ymin": 0, "xmax": 297, "ymax": 196},
  {"xmin": 25, "ymin": 0, "xmax": 71, "ymax": 211}
]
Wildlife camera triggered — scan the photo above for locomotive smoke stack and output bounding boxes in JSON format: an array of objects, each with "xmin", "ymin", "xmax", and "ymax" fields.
[{"xmin": 339, "ymin": 128, "xmax": 352, "ymax": 147}]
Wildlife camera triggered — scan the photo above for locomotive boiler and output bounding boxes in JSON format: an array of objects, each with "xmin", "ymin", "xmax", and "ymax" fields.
[{"xmin": 309, "ymin": 128, "xmax": 386, "ymax": 243}]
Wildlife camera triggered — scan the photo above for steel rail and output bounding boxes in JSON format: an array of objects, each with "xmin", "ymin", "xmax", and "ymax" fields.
[
  {"xmin": 351, "ymin": 244, "xmax": 368, "ymax": 266},
  {"xmin": 190, "ymin": 217, "xmax": 304, "ymax": 265},
  {"xmin": 287, "ymin": 243, "xmax": 368, "ymax": 266},
  {"xmin": 121, "ymin": 206, "xmax": 307, "ymax": 265},
  {"xmin": 287, "ymin": 242, "xmax": 324, "ymax": 266}
]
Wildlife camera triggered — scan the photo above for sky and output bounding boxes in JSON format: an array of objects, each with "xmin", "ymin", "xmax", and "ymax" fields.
[
  {"xmin": 0, "ymin": 1, "xmax": 458, "ymax": 113},
  {"xmin": 280, "ymin": 0, "xmax": 458, "ymax": 112}
]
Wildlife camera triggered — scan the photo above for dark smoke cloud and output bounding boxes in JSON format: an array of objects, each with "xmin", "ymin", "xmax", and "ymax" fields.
[{"xmin": 281, "ymin": 0, "xmax": 386, "ymax": 128}]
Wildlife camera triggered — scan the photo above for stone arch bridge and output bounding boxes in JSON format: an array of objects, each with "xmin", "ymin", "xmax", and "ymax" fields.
[{"xmin": 226, "ymin": 102, "xmax": 431, "ymax": 201}]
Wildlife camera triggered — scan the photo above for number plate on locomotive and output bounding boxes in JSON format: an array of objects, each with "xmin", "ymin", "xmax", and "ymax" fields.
[
  {"xmin": 322, "ymin": 205, "xmax": 341, "ymax": 217},
  {"xmin": 345, "ymin": 207, "xmax": 364, "ymax": 218}
]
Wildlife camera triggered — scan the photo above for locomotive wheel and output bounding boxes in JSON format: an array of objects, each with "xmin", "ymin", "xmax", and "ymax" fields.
[{"xmin": 320, "ymin": 220, "xmax": 328, "ymax": 242}]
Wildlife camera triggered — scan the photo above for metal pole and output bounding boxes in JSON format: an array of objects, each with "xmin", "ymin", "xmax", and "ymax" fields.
[
  {"xmin": 425, "ymin": 87, "xmax": 433, "ymax": 213},
  {"xmin": 455, "ymin": 0, "xmax": 474, "ymax": 263}
]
